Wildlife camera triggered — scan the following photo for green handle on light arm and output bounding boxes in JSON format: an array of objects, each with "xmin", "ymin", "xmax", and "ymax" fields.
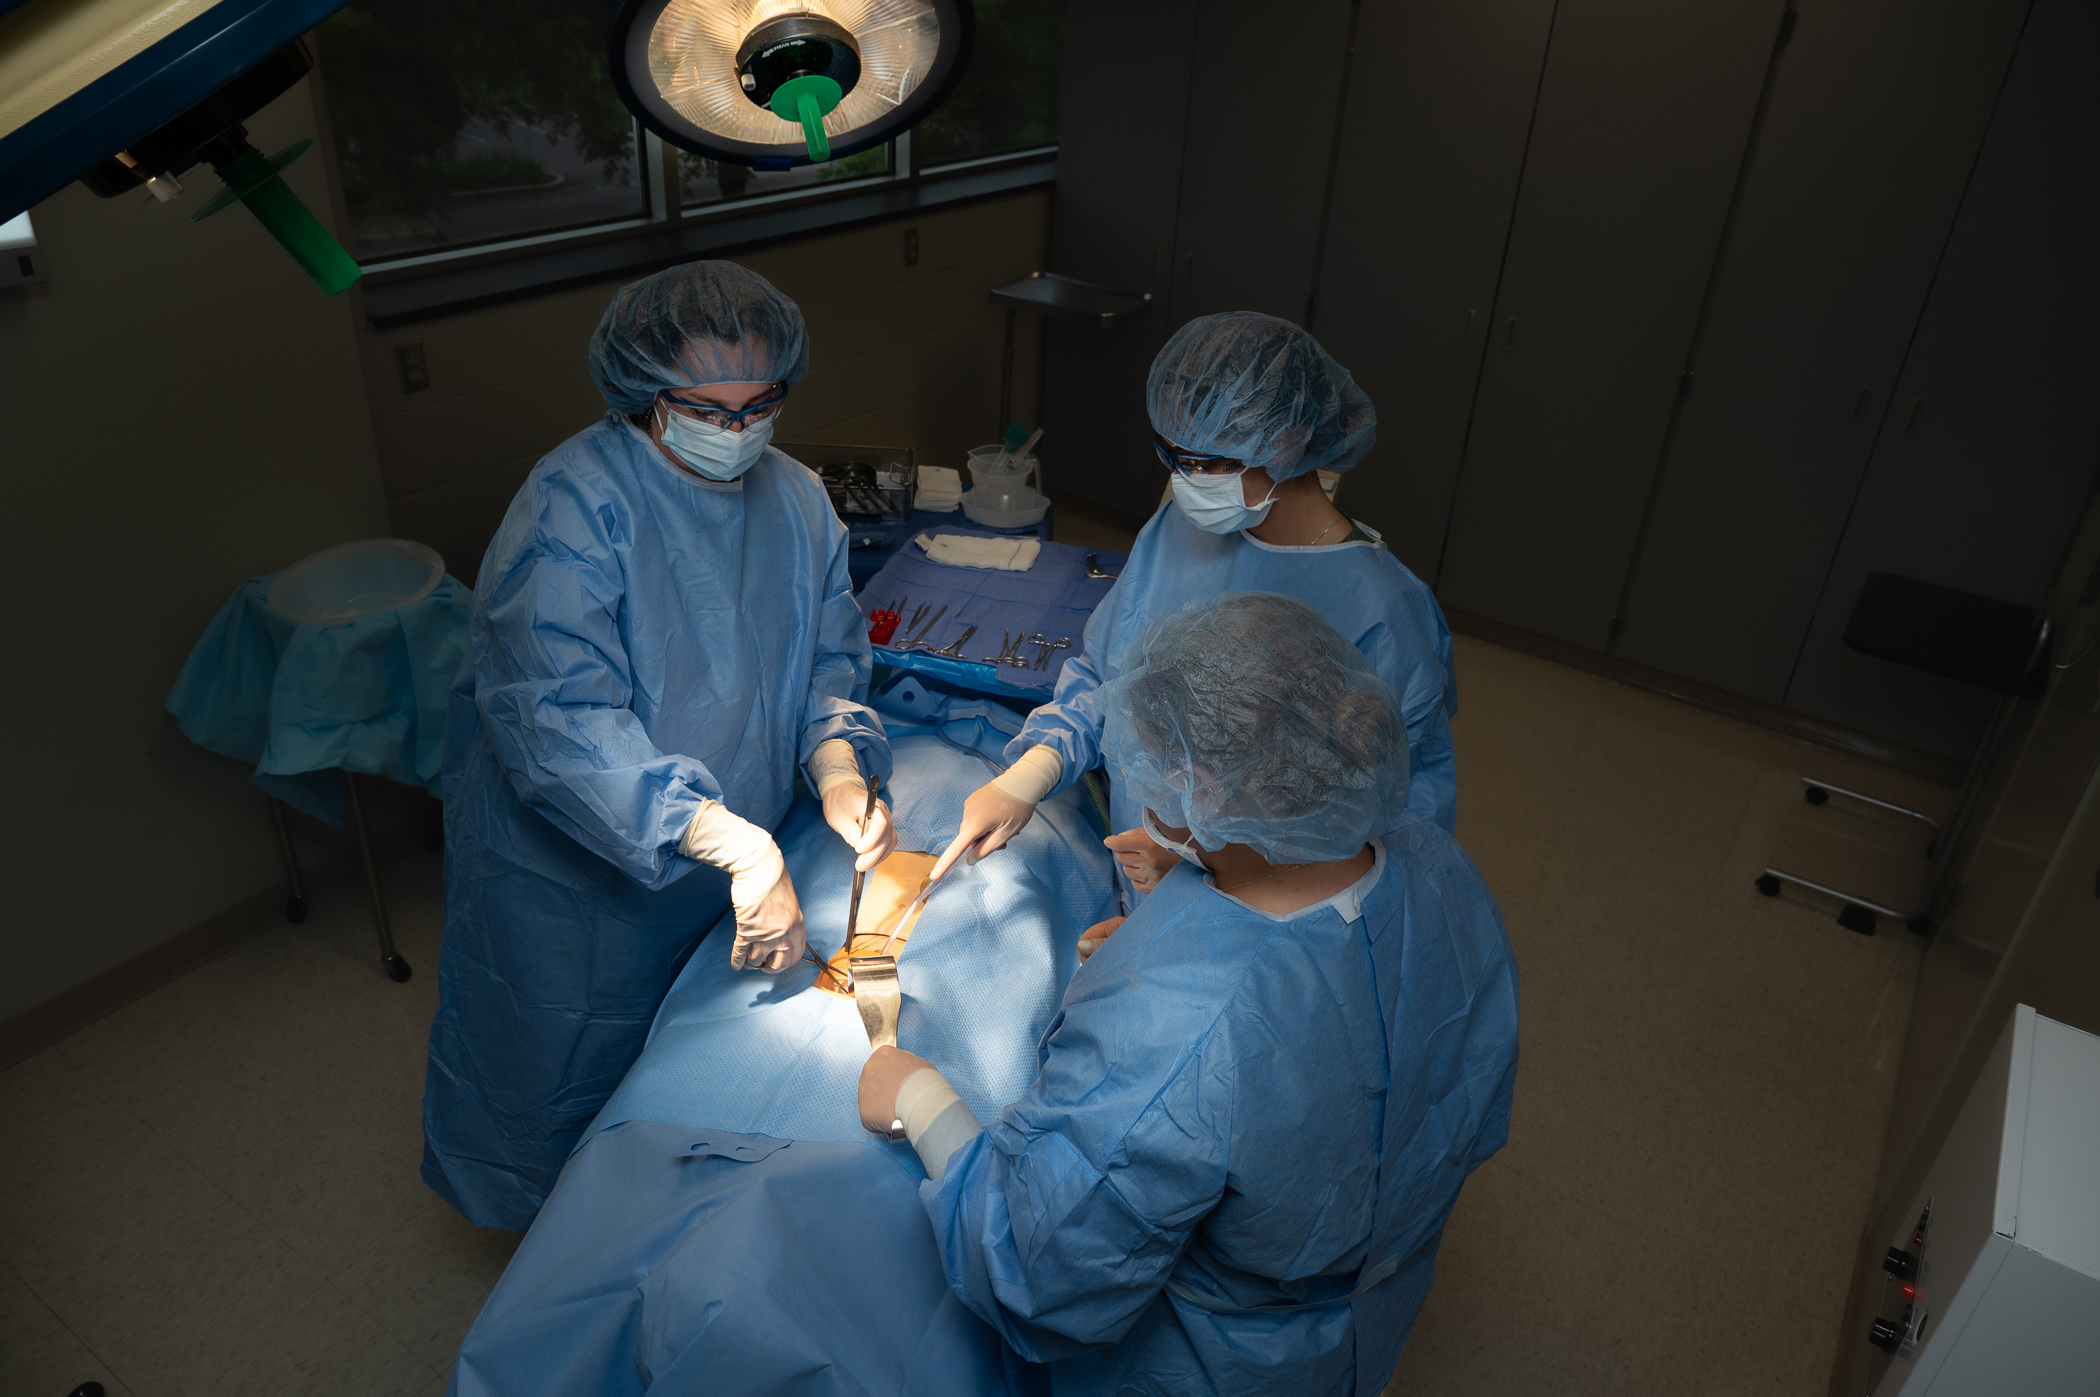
[{"xmin": 769, "ymin": 74, "xmax": 842, "ymax": 163}]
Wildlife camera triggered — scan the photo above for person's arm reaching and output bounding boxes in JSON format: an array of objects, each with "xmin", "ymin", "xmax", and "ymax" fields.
[
  {"xmin": 475, "ymin": 499, "xmax": 719, "ymax": 889},
  {"xmin": 802, "ymin": 521, "xmax": 897, "ymax": 869},
  {"xmin": 930, "ymin": 581, "xmax": 1126, "ymax": 879}
]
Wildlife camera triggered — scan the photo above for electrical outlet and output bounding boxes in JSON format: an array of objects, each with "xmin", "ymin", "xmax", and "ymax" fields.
[{"xmin": 395, "ymin": 341, "xmax": 430, "ymax": 393}]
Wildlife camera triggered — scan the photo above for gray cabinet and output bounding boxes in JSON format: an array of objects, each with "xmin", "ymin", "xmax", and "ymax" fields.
[
  {"xmin": 1037, "ymin": 0, "xmax": 1201, "ymax": 523},
  {"xmin": 1312, "ymin": 0, "xmax": 1558, "ymax": 580},
  {"xmin": 1435, "ymin": 0, "xmax": 1789, "ymax": 649},
  {"xmin": 1781, "ymin": 0, "xmax": 2100, "ymax": 760},
  {"xmin": 1040, "ymin": 0, "xmax": 1352, "ymax": 525},
  {"xmin": 1611, "ymin": 0, "xmax": 2035, "ymax": 703}
]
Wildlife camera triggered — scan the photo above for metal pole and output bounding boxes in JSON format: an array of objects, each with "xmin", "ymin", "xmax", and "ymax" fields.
[
  {"xmin": 341, "ymin": 770, "xmax": 413, "ymax": 982},
  {"xmin": 268, "ymin": 796, "xmax": 307, "ymax": 923}
]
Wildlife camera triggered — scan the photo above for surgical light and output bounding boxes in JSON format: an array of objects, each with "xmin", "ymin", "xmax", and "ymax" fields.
[{"xmin": 607, "ymin": 0, "xmax": 975, "ymax": 169}]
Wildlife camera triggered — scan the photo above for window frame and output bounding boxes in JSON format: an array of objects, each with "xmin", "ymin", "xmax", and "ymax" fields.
[{"xmin": 345, "ymin": 127, "xmax": 1058, "ymax": 281}]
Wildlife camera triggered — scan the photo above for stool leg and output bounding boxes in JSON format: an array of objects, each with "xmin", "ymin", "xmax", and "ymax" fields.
[
  {"xmin": 342, "ymin": 771, "xmax": 413, "ymax": 983},
  {"xmin": 268, "ymin": 796, "xmax": 307, "ymax": 923}
]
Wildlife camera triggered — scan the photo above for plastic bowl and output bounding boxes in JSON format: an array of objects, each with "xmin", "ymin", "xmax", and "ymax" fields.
[
  {"xmin": 268, "ymin": 539, "xmax": 445, "ymax": 625},
  {"xmin": 961, "ymin": 488, "xmax": 1049, "ymax": 529},
  {"xmin": 966, "ymin": 445, "xmax": 1040, "ymax": 484}
]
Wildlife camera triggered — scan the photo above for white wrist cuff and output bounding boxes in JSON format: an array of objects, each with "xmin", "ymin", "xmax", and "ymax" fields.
[
  {"xmin": 808, "ymin": 739, "xmax": 865, "ymax": 800},
  {"xmin": 990, "ymin": 745, "xmax": 1063, "ymax": 806},
  {"xmin": 679, "ymin": 800, "xmax": 784, "ymax": 907},
  {"xmin": 895, "ymin": 1067, "xmax": 981, "ymax": 1179}
]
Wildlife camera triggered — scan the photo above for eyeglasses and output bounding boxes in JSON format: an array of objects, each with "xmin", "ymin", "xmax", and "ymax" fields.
[
  {"xmin": 1153, "ymin": 434, "xmax": 1243, "ymax": 478},
  {"xmin": 658, "ymin": 384, "xmax": 789, "ymax": 431}
]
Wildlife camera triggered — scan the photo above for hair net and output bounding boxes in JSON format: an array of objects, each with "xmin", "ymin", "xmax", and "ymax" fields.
[
  {"xmin": 587, "ymin": 260, "xmax": 811, "ymax": 414},
  {"xmin": 1099, "ymin": 591, "xmax": 1410, "ymax": 864},
  {"xmin": 1145, "ymin": 312, "xmax": 1376, "ymax": 480}
]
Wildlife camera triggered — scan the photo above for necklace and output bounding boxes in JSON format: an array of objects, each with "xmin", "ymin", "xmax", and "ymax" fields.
[
  {"xmin": 1215, "ymin": 863, "xmax": 1306, "ymax": 893},
  {"xmin": 1304, "ymin": 516, "xmax": 1345, "ymax": 547}
]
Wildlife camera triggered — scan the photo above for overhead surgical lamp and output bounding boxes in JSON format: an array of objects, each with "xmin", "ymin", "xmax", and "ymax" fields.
[
  {"xmin": 607, "ymin": 0, "xmax": 974, "ymax": 169},
  {"xmin": 0, "ymin": 0, "xmax": 359, "ymax": 293}
]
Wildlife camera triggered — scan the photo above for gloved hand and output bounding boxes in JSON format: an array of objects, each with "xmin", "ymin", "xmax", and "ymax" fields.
[
  {"xmin": 1104, "ymin": 828, "xmax": 1180, "ymax": 894},
  {"xmin": 680, "ymin": 800, "xmax": 806, "ymax": 973},
  {"xmin": 1077, "ymin": 916, "xmax": 1125, "ymax": 962},
  {"xmin": 810, "ymin": 738, "xmax": 896, "ymax": 873},
  {"xmin": 822, "ymin": 784, "xmax": 896, "ymax": 873},
  {"xmin": 857, "ymin": 1044, "xmax": 935, "ymax": 1133},
  {"xmin": 928, "ymin": 746, "xmax": 1064, "ymax": 883}
]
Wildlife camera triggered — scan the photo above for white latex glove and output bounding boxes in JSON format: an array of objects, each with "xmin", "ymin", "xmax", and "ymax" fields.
[
  {"xmin": 811, "ymin": 738, "xmax": 896, "ymax": 873},
  {"xmin": 1104, "ymin": 827, "xmax": 1179, "ymax": 894},
  {"xmin": 680, "ymin": 801, "xmax": 806, "ymax": 972},
  {"xmin": 928, "ymin": 746, "xmax": 1063, "ymax": 884}
]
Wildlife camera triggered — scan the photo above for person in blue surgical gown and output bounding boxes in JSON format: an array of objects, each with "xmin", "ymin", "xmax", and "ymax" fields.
[
  {"xmin": 423, "ymin": 260, "xmax": 896, "ymax": 1231},
  {"xmin": 861, "ymin": 591, "xmax": 1518, "ymax": 1396},
  {"xmin": 931, "ymin": 312, "xmax": 1458, "ymax": 898}
]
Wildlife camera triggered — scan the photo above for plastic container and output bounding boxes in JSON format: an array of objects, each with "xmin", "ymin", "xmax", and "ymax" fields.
[
  {"xmin": 268, "ymin": 539, "xmax": 445, "ymax": 624},
  {"xmin": 962, "ymin": 444, "xmax": 1048, "ymax": 527}
]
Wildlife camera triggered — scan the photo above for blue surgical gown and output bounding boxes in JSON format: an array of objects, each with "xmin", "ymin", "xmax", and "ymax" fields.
[
  {"xmin": 423, "ymin": 415, "xmax": 891, "ymax": 1231},
  {"xmin": 923, "ymin": 820, "xmax": 1518, "ymax": 1396},
  {"xmin": 1012, "ymin": 505, "xmax": 1459, "ymax": 836}
]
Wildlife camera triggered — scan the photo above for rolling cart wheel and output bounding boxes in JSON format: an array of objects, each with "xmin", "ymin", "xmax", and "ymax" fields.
[
  {"xmin": 383, "ymin": 953, "xmax": 413, "ymax": 983},
  {"xmin": 285, "ymin": 895, "xmax": 308, "ymax": 923},
  {"xmin": 1804, "ymin": 785, "xmax": 1830, "ymax": 806},
  {"xmin": 69, "ymin": 1383, "xmax": 107, "ymax": 1397},
  {"xmin": 1837, "ymin": 903, "xmax": 1877, "ymax": 936},
  {"xmin": 1754, "ymin": 873, "xmax": 1781, "ymax": 897}
]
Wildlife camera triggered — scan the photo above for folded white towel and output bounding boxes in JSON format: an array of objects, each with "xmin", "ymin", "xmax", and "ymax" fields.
[
  {"xmin": 916, "ymin": 466, "xmax": 962, "ymax": 512},
  {"xmin": 914, "ymin": 531, "xmax": 1041, "ymax": 571}
]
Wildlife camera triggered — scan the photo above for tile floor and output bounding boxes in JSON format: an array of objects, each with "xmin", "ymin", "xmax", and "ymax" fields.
[{"xmin": 0, "ymin": 634, "xmax": 1947, "ymax": 1397}]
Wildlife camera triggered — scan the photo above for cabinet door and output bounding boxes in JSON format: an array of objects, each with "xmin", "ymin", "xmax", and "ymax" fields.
[
  {"xmin": 1435, "ymin": 0, "xmax": 1788, "ymax": 649},
  {"xmin": 1164, "ymin": 0, "xmax": 1356, "ymax": 327},
  {"xmin": 1611, "ymin": 0, "xmax": 2032, "ymax": 702},
  {"xmin": 1782, "ymin": 0, "xmax": 2100, "ymax": 761},
  {"xmin": 1038, "ymin": 0, "xmax": 1201, "ymax": 522},
  {"xmin": 1311, "ymin": 0, "xmax": 1557, "ymax": 580}
]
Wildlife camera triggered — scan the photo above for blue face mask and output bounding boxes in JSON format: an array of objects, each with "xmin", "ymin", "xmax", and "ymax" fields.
[
  {"xmin": 1170, "ymin": 469, "xmax": 1278, "ymax": 533},
  {"xmin": 657, "ymin": 402, "xmax": 774, "ymax": 481}
]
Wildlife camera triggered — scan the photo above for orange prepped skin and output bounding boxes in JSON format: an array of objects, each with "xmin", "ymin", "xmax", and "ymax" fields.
[{"xmin": 814, "ymin": 850, "xmax": 936, "ymax": 997}]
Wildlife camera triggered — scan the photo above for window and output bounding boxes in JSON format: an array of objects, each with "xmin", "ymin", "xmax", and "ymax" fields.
[
  {"xmin": 677, "ymin": 146, "xmax": 890, "ymax": 210},
  {"xmin": 316, "ymin": 0, "xmax": 1062, "ymax": 269},
  {"xmin": 316, "ymin": 0, "xmax": 645, "ymax": 260},
  {"xmin": 917, "ymin": 0, "xmax": 1063, "ymax": 166}
]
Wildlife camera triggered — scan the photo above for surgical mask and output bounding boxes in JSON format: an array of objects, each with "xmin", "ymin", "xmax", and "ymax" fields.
[
  {"xmin": 1170, "ymin": 470, "xmax": 1278, "ymax": 534},
  {"xmin": 1143, "ymin": 808, "xmax": 1209, "ymax": 869},
  {"xmin": 657, "ymin": 403, "xmax": 774, "ymax": 481}
]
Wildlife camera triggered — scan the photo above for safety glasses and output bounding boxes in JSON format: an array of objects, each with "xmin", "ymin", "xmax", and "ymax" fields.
[
  {"xmin": 1153, "ymin": 434, "xmax": 1243, "ymax": 478},
  {"xmin": 659, "ymin": 384, "xmax": 790, "ymax": 431}
]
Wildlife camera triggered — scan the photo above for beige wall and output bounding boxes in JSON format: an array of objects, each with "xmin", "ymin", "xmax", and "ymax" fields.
[
  {"xmin": 0, "ymin": 80, "xmax": 388, "ymax": 1022},
  {"xmin": 355, "ymin": 191, "xmax": 1051, "ymax": 577}
]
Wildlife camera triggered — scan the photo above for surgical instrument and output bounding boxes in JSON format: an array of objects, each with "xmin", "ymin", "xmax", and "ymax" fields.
[
  {"xmin": 849, "ymin": 952, "xmax": 907, "ymax": 1139},
  {"xmin": 1085, "ymin": 552, "xmax": 1119, "ymax": 580},
  {"xmin": 844, "ymin": 779, "xmax": 880, "ymax": 944},
  {"xmin": 892, "ymin": 603, "xmax": 946, "ymax": 651},
  {"xmin": 929, "ymin": 625, "xmax": 978, "ymax": 658}
]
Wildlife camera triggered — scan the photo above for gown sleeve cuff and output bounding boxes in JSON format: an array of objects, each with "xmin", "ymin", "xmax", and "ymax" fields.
[
  {"xmin": 895, "ymin": 1067, "xmax": 981, "ymax": 1179},
  {"xmin": 990, "ymin": 745, "xmax": 1064, "ymax": 806},
  {"xmin": 807, "ymin": 738, "xmax": 865, "ymax": 799}
]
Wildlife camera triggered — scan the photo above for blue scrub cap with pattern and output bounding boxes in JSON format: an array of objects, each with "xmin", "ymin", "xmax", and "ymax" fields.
[{"xmin": 588, "ymin": 259, "xmax": 810, "ymax": 414}]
